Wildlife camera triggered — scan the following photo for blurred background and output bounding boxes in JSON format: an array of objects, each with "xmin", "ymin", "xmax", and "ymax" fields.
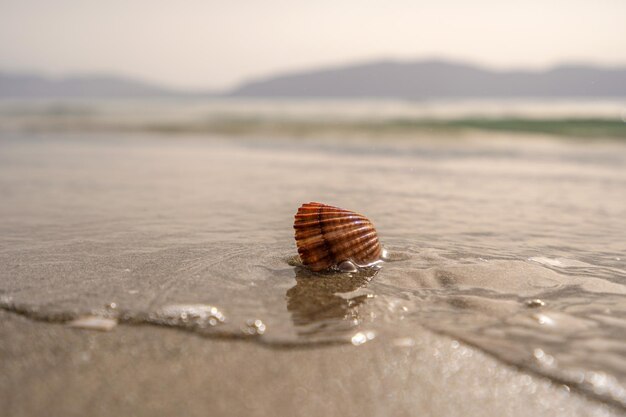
[{"xmin": 1, "ymin": 0, "xmax": 625, "ymax": 136}]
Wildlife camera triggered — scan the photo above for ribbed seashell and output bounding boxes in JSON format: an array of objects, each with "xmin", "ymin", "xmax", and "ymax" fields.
[{"xmin": 294, "ymin": 202, "xmax": 383, "ymax": 272}]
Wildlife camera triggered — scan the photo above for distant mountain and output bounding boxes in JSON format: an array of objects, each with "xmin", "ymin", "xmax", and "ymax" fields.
[
  {"xmin": 228, "ymin": 60, "xmax": 626, "ymax": 99},
  {"xmin": 2, "ymin": 60, "xmax": 626, "ymax": 99},
  {"xmin": 0, "ymin": 72, "xmax": 181, "ymax": 98}
]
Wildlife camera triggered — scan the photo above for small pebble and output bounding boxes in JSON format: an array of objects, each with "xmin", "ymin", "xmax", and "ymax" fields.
[
  {"xmin": 526, "ymin": 299, "xmax": 546, "ymax": 308},
  {"xmin": 351, "ymin": 331, "xmax": 375, "ymax": 346},
  {"xmin": 243, "ymin": 319, "xmax": 266, "ymax": 335},
  {"xmin": 68, "ymin": 316, "xmax": 118, "ymax": 332}
]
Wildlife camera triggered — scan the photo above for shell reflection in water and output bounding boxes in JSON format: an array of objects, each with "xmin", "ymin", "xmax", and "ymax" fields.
[
  {"xmin": 293, "ymin": 202, "xmax": 384, "ymax": 272},
  {"xmin": 286, "ymin": 266, "xmax": 379, "ymax": 334}
]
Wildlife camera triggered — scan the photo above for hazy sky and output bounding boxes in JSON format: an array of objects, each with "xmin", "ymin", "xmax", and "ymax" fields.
[{"xmin": 1, "ymin": 0, "xmax": 625, "ymax": 90}]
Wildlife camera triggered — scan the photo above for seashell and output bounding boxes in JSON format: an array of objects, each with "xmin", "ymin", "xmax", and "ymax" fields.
[{"xmin": 294, "ymin": 202, "xmax": 384, "ymax": 272}]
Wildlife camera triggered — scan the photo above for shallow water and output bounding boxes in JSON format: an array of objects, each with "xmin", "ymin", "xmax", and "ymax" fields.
[
  {"xmin": 1, "ymin": 97, "xmax": 625, "ymax": 139},
  {"xmin": 0, "ymin": 128, "xmax": 625, "ymax": 407}
]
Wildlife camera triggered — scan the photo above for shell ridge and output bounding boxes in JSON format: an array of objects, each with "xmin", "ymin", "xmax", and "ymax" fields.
[
  {"xmin": 322, "ymin": 225, "xmax": 375, "ymax": 243},
  {"xmin": 294, "ymin": 217, "xmax": 369, "ymax": 230},
  {"xmin": 356, "ymin": 236, "xmax": 383, "ymax": 260},
  {"xmin": 317, "ymin": 204, "xmax": 337, "ymax": 267},
  {"xmin": 336, "ymin": 233, "xmax": 379, "ymax": 260}
]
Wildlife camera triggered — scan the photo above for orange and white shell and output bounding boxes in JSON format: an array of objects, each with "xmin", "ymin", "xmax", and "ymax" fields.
[{"xmin": 294, "ymin": 202, "xmax": 383, "ymax": 272}]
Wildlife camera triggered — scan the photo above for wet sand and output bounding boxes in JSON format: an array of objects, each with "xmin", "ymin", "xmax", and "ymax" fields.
[
  {"xmin": 1, "ymin": 309, "xmax": 621, "ymax": 417},
  {"xmin": 1, "ymin": 124, "xmax": 625, "ymax": 416}
]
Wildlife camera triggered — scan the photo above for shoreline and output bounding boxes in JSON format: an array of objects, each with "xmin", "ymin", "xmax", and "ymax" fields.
[
  {"xmin": 1, "ymin": 116, "xmax": 625, "ymax": 141},
  {"xmin": 1, "ymin": 309, "xmax": 622, "ymax": 417},
  {"xmin": 3, "ymin": 289, "xmax": 625, "ymax": 411}
]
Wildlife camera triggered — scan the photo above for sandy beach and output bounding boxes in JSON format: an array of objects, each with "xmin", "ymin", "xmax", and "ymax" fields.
[
  {"xmin": 1, "ymin": 102, "xmax": 625, "ymax": 416},
  {"xmin": 1, "ymin": 309, "xmax": 622, "ymax": 417}
]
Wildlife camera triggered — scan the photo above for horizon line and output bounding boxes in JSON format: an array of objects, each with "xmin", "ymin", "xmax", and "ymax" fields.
[{"xmin": 3, "ymin": 56, "xmax": 626, "ymax": 94}]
